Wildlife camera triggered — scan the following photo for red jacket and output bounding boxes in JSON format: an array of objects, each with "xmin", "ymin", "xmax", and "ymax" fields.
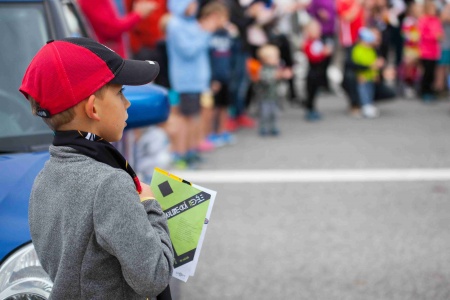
[
  {"xmin": 125, "ymin": 0, "xmax": 168, "ymax": 54},
  {"xmin": 336, "ymin": 0, "xmax": 364, "ymax": 47},
  {"xmin": 418, "ymin": 15, "xmax": 444, "ymax": 60},
  {"xmin": 78, "ymin": 0, "xmax": 141, "ymax": 57},
  {"xmin": 303, "ymin": 39, "xmax": 328, "ymax": 64}
]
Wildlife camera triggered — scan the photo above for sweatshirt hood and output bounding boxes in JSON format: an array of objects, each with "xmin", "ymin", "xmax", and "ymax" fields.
[{"xmin": 168, "ymin": 0, "xmax": 197, "ymax": 16}]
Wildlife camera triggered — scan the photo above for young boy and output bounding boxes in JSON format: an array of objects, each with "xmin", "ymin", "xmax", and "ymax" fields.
[
  {"xmin": 254, "ymin": 44, "xmax": 292, "ymax": 136},
  {"xmin": 303, "ymin": 19, "xmax": 333, "ymax": 121},
  {"xmin": 351, "ymin": 27, "xmax": 384, "ymax": 118},
  {"xmin": 166, "ymin": 0, "xmax": 229, "ymax": 168},
  {"xmin": 19, "ymin": 37, "xmax": 174, "ymax": 299},
  {"xmin": 208, "ymin": 24, "xmax": 236, "ymax": 147}
]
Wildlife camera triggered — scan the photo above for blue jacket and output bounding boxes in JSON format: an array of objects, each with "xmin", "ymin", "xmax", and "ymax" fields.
[
  {"xmin": 210, "ymin": 29, "xmax": 232, "ymax": 83},
  {"xmin": 166, "ymin": 14, "xmax": 211, "ymax": 93}
]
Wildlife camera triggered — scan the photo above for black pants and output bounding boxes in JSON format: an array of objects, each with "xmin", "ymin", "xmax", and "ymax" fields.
[
  {"xmin": 306, "ymin": 61, "xmax": 328, "ymax": 111},
  {"xmin": 420, "ymin": 59, "xmax": 437, "ymax": 96},
  {"xmin": 271, "ymin": 34, "xmax": 297, "ymax": 100},
  {"xmin": 341, "ymin": 47, "xmax": 361, "ymax": 108}
]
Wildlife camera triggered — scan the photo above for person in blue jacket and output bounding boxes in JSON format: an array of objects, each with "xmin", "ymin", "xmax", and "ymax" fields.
[{"xmin": 166, "ymin": 0, "xmax": 229, "ymax": 168}]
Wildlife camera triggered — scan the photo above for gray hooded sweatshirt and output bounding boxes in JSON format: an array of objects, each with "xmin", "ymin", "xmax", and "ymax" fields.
[{"xmin": 29, "ymin": 146, "xmax": 174, "ymax": 299}]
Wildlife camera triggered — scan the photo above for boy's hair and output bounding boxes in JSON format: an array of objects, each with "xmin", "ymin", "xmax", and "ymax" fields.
[
  {"xmin": 28, "ymin": 84, "xmax": 110, "ymax": 131},
  {"xmin": 257, "ymin": 44, "xmax": 280, "ymax": 63},
  {"xmin": 199, "ymin": 1, "xmax": 229, "ymax": 19},
  {"xmin": 303, "ymin": 18, "xmax": 321, "ymax": 38}
]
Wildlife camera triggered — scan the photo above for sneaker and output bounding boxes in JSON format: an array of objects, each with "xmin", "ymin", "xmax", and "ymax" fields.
[
  {"xmin": 270, "ymin": 128, "xmax": 280, "ymax": 136},
  {"xmin": 305, "ymin": 110, "xmax": 321, "ymax": 122},
  {"xmin": 173, "ymin": 158, "xmax": 188, "ymax": 170},
  {"xmin": 197, "ymin": 139, "xmax": 215, "ymax": 152},
  {"xmin": 207, "ymin": 134, "xmax": 226, "ymax": 148},
  {"xmin": 404, "ymin": 87, "xmax": 416, "ymax": 99},
  {"xmin": 237, "ymin": 114, "xmax": 256, "ymax": 128},
  {"xmin": 362, "ymin": 105, "xmax": 379, "ymax": 118},
  {"xmin": 421, "ymin": 93, "xmax": 436, "ymax": 103},
  {"xmin": 185, "ymin": 151, "xmax": 203, "ymax": 169},
  {"xmin": 259, "ymin": 128, "xmax": 268, "ymax": 136},
  {"xmin": 220, "ymin": 132, "xmax": 236, "ymax": 145},
  {"xmin": 225, "ymin": 117, "xmax": 239, "ymax": 132}
]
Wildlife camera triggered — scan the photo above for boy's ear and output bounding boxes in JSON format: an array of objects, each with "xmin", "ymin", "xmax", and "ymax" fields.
[{"xmin": 84, "ymin": 94, "xmax": 101, "ymax": 121}]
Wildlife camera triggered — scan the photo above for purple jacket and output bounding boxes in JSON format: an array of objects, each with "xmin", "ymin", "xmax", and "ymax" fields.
[{"xmin": 307, "ymin": 0, "xmax": 336, "ymax": 36}]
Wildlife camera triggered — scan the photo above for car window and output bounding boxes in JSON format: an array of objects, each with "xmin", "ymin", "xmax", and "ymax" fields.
[
  {"xmin": 0, "ymin": 3, "xmax": 52, "ymax": 149},
  {"xmin": 62, "ymin": 3, "xmax": 87, "ymax": 38}
]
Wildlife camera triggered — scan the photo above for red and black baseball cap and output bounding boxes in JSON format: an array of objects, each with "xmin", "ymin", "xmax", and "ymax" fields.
[{"xmin": 19, "ymin": 37, "xmax": 160, "ymax": 118}]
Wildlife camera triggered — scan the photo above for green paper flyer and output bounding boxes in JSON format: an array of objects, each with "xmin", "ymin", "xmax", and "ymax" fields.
[{"xmin": 150, "ymin": 168, "xmax": 212, "ymax": 271}]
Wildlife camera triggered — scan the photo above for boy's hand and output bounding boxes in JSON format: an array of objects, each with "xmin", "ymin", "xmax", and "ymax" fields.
[
  {"xmin": 324, "ymin": 45, "xmax": 333, "ymax": 55},
  {"xmin": 134, "ymin": 1, "xmax": 157, "ymax": 18},
  {"xmin": 225, "ymin": 22, "xmax": 239, "ymax": 37},
  {"xmin": 282, "ymin": 68, "xmax": 293, "ymax": 79},
  {"xmin": 372, "ymin": 58, "xmax": 385, "ymax": 70},
  {"xmin": 139, "ymin": 181, "xmax": 156, "ymax": 202},
  {"xmin": 211, "ymin": 81, "xmax": 222, "ymax": 93}
]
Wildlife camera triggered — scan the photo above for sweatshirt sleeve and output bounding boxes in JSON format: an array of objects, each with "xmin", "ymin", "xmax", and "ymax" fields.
[
  {"xmin": 78, "ymin": 0, "xmax": 141, "ymax": 41},
  {"xmin": 93, "ymin": 171, "xmax": 174, "ymax": 297}
]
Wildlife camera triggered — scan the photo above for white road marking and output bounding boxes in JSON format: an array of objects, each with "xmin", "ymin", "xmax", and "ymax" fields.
[{"xmin": 170, "ymin": 169, "xmax": 450, "ymax": 183}]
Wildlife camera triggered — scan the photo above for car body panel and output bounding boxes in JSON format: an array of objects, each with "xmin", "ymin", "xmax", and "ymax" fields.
[
  {"xmin": 0, "ymin": 0, "xmax": 170, "ymax": 268},
  {"xmin": 0, "ymin": 152, "xmax": 49, "ymax": 261}
]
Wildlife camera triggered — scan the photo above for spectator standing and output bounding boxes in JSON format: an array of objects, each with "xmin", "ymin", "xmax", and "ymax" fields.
[
  {"xmin": 166, "ymin": 0, "xmax": 229, "ymax": 168},
  {"xmin": 125, "ymin": 0, "xmax": 168, "ymax": 61},
  {"xmin": 226, "ymin": 0, "xmax": 258, "ymax": 131},
  {"xmin": 337, "ymin": 0, "xmax": 365, "ymax": 115},
  {"xmin": 77, "ymin": 0, "xmax": 156, "ymax": 58},
  {"xmin": 208, "ymin": 25, "xmax": 237, "ymax": 147},
  {"xmin": 307, "ymin": 0, "xmax": 337, "ymax": 91},
  {"xmin": 352, "ymin": 27, "xmax": 384, "ymax": 118},
  {"xmin": 254, "ymin": 44, "xmax": 292, "ymax": 136},
  {"xmin": 302, "ymin": 19, "xmax": 333, "ymax": 121},
  {"xmin": 241, "ymin": 1, "xmax": 278, "ymax": 131},
  {"xmin": 418, "ymin": 0, "xmax": 444, "ymax": 101},
  {"xmin": 400, "ymin": 1, "xmax": 421, "ymax": 98},
  {"xmin": 272, "ymin": 0, "xmax": 308, "ymax": 104},
  {"xmin": 20, "ymin": 37, "xmax": 173, "ymax": 300},
  {"xmin": 435, "ymin": 1, "xmax": 450, "ymax": 95}
]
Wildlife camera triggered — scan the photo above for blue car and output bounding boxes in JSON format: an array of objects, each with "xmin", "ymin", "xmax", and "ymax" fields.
[{"xmin": 0, "ymin": 0, "xmax": 169, "ymax": 298}]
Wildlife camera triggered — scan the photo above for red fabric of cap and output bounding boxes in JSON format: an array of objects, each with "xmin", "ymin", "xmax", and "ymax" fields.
[{"xmin": 20, "ymin": 41, "xmax": 115, "ymax": 116}]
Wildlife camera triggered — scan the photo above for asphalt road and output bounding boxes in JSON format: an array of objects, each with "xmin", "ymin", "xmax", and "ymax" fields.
[{"xmin": 167, "ymin": 94, "xmax": 450, "ymax": 300}]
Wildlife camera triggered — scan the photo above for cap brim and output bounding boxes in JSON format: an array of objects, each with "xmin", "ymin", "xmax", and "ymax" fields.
[{"xmin": 110, "ymin": 60, "xmax": 160, "ymax": 85}]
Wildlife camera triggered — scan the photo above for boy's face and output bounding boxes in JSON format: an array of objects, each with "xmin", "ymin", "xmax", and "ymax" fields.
[
  {"xmin": 215, "ymin": 13, "xmax": 229, "ymax": 30},
  {"xmin": 309, "ymin": 23, "xmax": 321, "ymax": 40},
  {"xmin": 371, "ymin": 28, "xmax": 381, "ymax": 46},
  {"xmin": 263, "ymin": 50, "xmax": 280, "ymax": 66},
  {"xmin": 95, "ymin": 84, "xmax": 130, "ymax": 142}
]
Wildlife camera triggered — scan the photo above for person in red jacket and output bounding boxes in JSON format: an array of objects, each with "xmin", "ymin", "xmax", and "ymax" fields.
[
  {"xmin": 77, "ymin": 0, "xmax": 156, "ymax": 57},
  {"xmin": 125, "ymin": 0, "xmax": 167, "ymax": 61},
  {"xmin": 302, "ymin": 19, "xmax": 333, "ymax": 122}
]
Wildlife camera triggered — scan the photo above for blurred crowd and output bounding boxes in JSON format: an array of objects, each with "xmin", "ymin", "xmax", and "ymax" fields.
[{"xmin": 76, "ymin": 0, "xmax": 450, "ymax": 174}]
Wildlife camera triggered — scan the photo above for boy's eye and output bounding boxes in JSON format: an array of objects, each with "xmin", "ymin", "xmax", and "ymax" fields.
[{"xmin": 119, "ymin": 87, "xmax": 125, "ymax": 96}]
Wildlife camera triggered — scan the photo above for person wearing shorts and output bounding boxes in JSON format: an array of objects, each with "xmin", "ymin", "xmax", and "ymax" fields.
[{"xmin": 166, "ymin": 0, "xmax": 229, "ymax": 168}]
